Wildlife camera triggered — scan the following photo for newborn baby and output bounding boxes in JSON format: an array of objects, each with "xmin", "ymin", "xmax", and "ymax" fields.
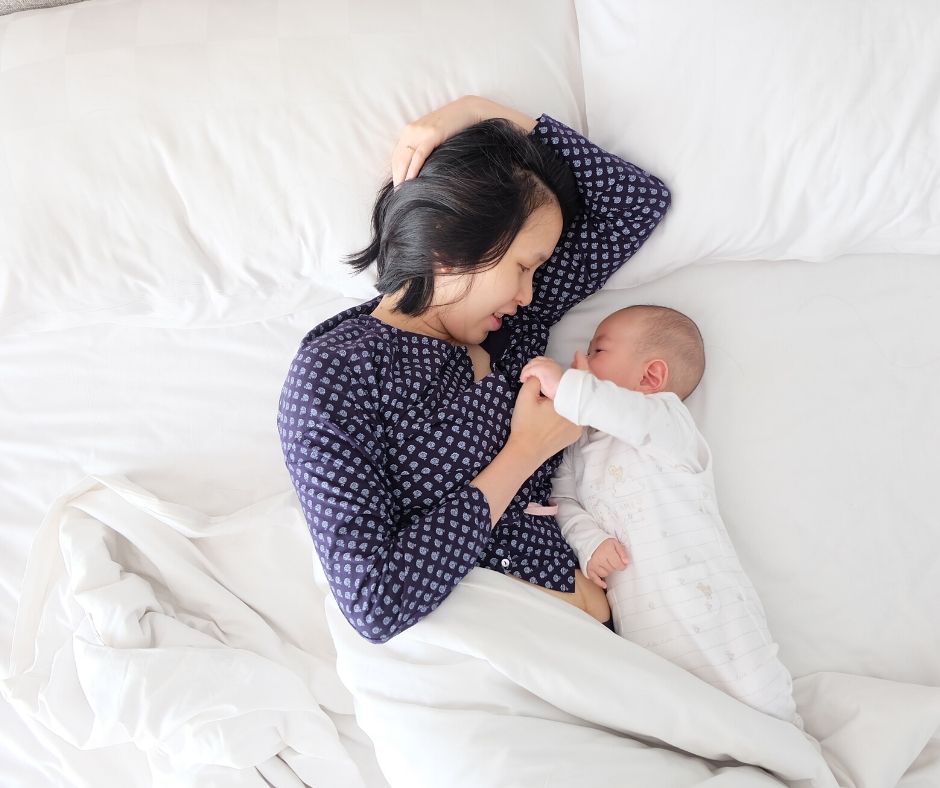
[{"xmin": 521, "ymin": 305, "xmax": 801, "ymax": 725}]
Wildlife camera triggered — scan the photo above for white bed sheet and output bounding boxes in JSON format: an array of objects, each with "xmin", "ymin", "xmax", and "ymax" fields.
[
  {"xmin": 547, "ymin": 254, "xmax": 940, "ymax": 688},
  {"xmin": 3, "ymin": 253, "xmax": 939, "ymax": 785},
  {"xmin": 0, "ymin": 293, "xmax": 364, "ymax": 787}
]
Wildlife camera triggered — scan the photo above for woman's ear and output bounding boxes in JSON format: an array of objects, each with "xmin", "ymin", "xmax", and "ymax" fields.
[{"xmin": 639, "ymin": 359, "xmax": 669, "ymax": 393}]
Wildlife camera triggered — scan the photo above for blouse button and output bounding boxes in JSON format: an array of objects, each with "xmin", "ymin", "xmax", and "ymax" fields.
[{"xmin": 500, "ymin": 558, "xmax": 511, "ymax": 569}]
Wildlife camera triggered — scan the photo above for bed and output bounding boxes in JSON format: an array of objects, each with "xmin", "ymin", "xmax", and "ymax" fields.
[{"xmin": 1, "ymin": 1, "xmax": 938, "ymax": 786}]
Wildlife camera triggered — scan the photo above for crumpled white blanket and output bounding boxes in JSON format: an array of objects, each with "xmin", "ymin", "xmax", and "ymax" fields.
[
  {"xmin": 4, "ymin": 476, "xmax": 940, "ymax": 788},
  {"xmin": 1, "ymin": 475, "xmax": 381, "ymax": 787},
  {"xmin": 327, "ymin": 568, "xmax": 940, "ymax": 788}
]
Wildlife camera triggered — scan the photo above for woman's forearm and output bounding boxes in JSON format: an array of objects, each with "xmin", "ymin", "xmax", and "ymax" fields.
[
  {"xmin": 463, "ymin": 95, "xmax": 537, "ymax": 134},
  {"xmin": 470, "ymin": 438, "xmax": 545, "ymax": 527}
]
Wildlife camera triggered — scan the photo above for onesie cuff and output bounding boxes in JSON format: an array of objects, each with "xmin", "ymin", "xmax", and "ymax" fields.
[
  {"xmin": 579, "ymin": 531, "xmax": 612, "ymax": 579},
  {"xmin": 554, "ymin": 368, "xmax": 590, "ymax": 424}
]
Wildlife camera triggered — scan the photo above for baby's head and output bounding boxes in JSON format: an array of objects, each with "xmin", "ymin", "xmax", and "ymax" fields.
[{"xmin": 581, "ymin": 305, "xmax": 705, "ymax": 400}]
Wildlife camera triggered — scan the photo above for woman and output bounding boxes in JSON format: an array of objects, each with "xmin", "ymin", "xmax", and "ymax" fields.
[{"xmin": 278, "ymin": 95, "xmax": 670, "ymax": 643}]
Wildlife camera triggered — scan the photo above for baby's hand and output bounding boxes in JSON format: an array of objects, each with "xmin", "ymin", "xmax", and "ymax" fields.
[
  {"xmin": 586, "ymin": 538, "xmax": 631, "ymax": 590},
  {"xmin": 571, "ymin": 350, "xmax": 591, "ymax": 372},
  {"xmin": 520, "ymin": 356, "xmax": 565, "ymax": 399}
]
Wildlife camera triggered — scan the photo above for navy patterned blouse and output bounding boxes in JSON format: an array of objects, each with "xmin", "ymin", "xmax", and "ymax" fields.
[{"xmin": 278, "ymin": 115, "xmax": 670, "ymax": 643}]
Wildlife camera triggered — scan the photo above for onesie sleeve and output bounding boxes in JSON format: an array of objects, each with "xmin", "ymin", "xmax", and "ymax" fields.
[
  {"xmin": 278, "ymin": 344, "xmax": 492, "ymax": 644},
  {"xmin": 550, "ymin": 448, "xmax": 611, "ymax": 577},
  {"xmin": 553, "ymin": 370, "xmax": 703, "ymax": 468},
  {"xmin": 526, "ymin": 115, "xmax": 671, "ymax": 327}
]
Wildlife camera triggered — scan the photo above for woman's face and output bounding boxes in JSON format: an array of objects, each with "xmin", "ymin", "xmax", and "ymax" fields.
[{"xmin": 432, "ymin": 200, "xmax": 564, "ymax": 346}]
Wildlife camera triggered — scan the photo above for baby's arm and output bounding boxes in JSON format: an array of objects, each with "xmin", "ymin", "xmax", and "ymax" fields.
[
  {"xmin": 522, "ymin": 357, "xmax": 698, "ymax": 458},
  {"xmin": 550, "ymin": 449, "xmax": 618, "ymax": 585},
  {"xmin": 554, "ymin": 369, "xmax": 698, "ymax": 459}
]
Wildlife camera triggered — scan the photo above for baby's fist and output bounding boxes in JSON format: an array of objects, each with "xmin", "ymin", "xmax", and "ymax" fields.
[
  {"xmin": 519, "ymin": 356, "xmax": 564, "ymax": 400},
  {"xmin": 572, "ymin": 350, "xmax": 591, "ymax": 371},
  {"xmin": 586, "ymin": 538, "xmax": 631, "ymax": 590}
]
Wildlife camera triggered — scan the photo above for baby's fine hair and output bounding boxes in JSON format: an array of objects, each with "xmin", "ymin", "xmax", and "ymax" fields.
[{"xmin": 616, "ymin": 305, "xmax": 705, "ymax": 399}]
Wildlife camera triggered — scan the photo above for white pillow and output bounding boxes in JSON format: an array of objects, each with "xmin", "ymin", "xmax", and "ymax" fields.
[
  {"xmin": 575, "ymin": 0, "xmax": 940, "ymax": 287},
  {"xmin": 0, "ymin": 0, "xmax": 585, "ymax": 335}
]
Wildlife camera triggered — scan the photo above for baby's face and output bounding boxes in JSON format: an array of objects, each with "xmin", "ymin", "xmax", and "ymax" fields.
[{"xmin": 583, "ymin": 312, "xmax": 650, "ymax": 391}]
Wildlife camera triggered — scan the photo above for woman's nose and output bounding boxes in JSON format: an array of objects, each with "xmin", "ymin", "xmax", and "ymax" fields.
[{"xmin": 516, "ymin": 279, "xmax": 533, "ymax": 307}]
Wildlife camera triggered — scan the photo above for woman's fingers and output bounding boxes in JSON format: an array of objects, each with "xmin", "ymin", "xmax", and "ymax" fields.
[
  {"xmin": 392, "ymin": 122, "xmax": 445, "ymax": 185},
  {"xmin": 391, "ymin": 137, "xmax": 420, "ymax": 185},
  {"xmin": 404, "ymin": 143, "xmax": 430, "ymax": 182},
  {"xmin": 392, "ymin": 147, "xmax": 427, "ymax": 186},
  {"xmin": 391, "ymin": 153, "xmax": 404, "ymax": 187},
  {"xmin": 519, "ymin": 375, "xmax": 541, "ymax": 399}
]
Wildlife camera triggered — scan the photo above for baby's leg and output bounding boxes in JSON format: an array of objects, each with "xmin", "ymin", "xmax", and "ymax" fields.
[
  {"xmin": 607, "ymin": 566, "xmax": 799, "ymax": 724},
  {"xmin": 508, "ymin": 569, "xmax": 610, "ymax": 623}
]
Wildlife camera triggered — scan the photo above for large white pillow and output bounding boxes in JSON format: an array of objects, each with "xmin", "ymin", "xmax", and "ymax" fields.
[
  {"xmin": 0, "ymin": 0, "xmax": 584, "ymax": 335},
  {"xmin": 576, "ymin": 0, "xmax": 940, "ymax": 287}
]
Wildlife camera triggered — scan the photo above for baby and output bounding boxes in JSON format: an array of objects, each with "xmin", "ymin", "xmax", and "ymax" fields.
[{"xmin": 521, "ymin": 305, "xmax": 801, "ymax": 725}]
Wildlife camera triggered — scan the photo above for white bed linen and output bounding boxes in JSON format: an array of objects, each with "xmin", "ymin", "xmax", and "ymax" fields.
[
  {"xmin": 329, "ymin": 571, "xmax": 940, "ymax": 788},
  {"xmin": 3, "ymin": 253, "xmax": 940, "ymax": 786},
  {"xmin": 3, "ymin": 474, "xmax": 383, "ymax": 787},
  {"xmin": 576, "ymin": 0, "xmax": 940, "ymax": 284},
  {"xmin": 0, "ymin": 0, "xmax": 584, "ymax": 336},
  {"xmin": 0, "ymin": 295, "xmax": 362, "ymax": 787},
  {"xmin": 4, "ymin": 474, "xmax": 939, "ymax": 788}
]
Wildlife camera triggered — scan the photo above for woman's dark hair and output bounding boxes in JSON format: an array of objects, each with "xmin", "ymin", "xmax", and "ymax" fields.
[{"xmin": 345, "ymin": 118, "xmax": 581, "ymax": 316}]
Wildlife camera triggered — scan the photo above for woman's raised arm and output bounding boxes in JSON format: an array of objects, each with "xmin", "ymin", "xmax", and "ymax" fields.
[{"xmin": 526, "ymin": 116, "xmax": 671, "ymax": 326}]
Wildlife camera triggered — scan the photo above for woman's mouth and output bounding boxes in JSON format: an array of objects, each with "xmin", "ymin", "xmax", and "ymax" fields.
[{"xmin": 490, "ymin": 313, "xmax": 504, "ymax": 330}]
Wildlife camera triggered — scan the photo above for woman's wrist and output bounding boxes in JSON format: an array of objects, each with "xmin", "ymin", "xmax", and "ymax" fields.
[
  {"xmin": 470, "ymin": 438, "xmax": 545, "ymax": 527},
  {"xmin": 502, "ymin": 433, "xmax": 548, "ymax": 471}
]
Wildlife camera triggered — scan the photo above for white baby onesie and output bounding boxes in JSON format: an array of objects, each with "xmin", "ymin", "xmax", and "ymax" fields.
[{"xmin": 552, "ymin": 369, "xmax": 800, "ymax": 725}]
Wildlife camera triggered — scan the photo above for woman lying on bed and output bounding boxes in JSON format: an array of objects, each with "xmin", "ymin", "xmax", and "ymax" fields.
[{"xmin": 277, "ymin": 95, "xmax": 670, "ymax": 643}]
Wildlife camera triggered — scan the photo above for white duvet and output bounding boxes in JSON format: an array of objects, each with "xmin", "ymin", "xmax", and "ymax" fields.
[
  {"xmin": 4, "ymin": 476, "xmax": 939, "ymax": 787},
  {"xmin": 2, "ymin": 476, "xmax": 375, "ymax": 788}
]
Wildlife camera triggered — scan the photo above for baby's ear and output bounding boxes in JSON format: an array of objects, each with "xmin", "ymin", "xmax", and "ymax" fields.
[{"xmin": 641, "ymin": 359, "xmax": 669, "ymax": 393}]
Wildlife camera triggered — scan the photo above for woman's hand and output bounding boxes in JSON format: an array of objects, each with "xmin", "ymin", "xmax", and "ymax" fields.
[
  {"xmin": 508, "ymin": 377, "xmax": 582, "ymax": 462},
  {"xmin": 391, "ymin": 96, "xmax": 538, "ymax": 186},
  {"xmin": 392, "ymin": 96, "xmax": 476, "ymax": 186},
  {"xmin": 470, "ymin": 378, "xmax": 580, "ymax": 527}
]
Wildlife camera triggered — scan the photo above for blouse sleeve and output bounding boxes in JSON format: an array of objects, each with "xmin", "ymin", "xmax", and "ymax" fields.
[
  {"xmin": 278, "ymin": 346, "xmax": 492, "ymax": 644},
  {"xmin": 527, "ymin": 114, "xmax": 671, "ymax": 327}
]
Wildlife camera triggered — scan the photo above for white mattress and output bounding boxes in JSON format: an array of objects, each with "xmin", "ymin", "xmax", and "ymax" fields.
[{"xmin": 3, "ymin": 252, "xmax": 939, "ymax": 785}]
